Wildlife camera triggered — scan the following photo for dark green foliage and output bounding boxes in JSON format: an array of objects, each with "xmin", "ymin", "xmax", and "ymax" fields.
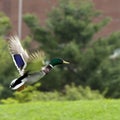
[
  {"xmin": 64, "ymin": 83, "xmax": 103, "ymax": 100},
  {"xmin": 47, "ymin": 0, "xmax": 109, "ymax": 45},
  {"xmin": 0, "ymin": 0, "xmax": 120, "ymax": 100},
  {"xmin": 23, "ymin": 14, "xmax": 53, "ymax": 50},
  {"xmin": 23, "ymin": 0, "xmax": 109, "ymax": 92},
  {"xmin": 0, "ymin": 37, "xmax": 17, "ymax": 98},
  {"xmin": 0, "ymin": 14, "xmax": 33, "ymax": 99},
  {"xmin": 0, "ymin": 13, "xmax": 15, "ymax": 98},
  {"xmin": 0, "ymin": 13, "xmax": 11, "ymax": 35},
  {"xmin": 1, "ymin": 83, "xmax": 103, "ymax": 103},
  {"xmin": 85, "ymin": 33, "xmax": 120, "ymax": 98},
  {"xmin": 23, "ymin": 0, "xmax": 120, "ymax": 98}
]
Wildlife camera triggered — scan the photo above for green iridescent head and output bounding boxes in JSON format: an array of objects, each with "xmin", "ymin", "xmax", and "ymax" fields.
[{"xmin": 49, "ymin": 58, "xmax": 69, "ymax": 67}]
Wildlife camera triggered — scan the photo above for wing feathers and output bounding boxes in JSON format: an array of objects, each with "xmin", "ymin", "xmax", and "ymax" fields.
[
  {"xmin": 9, "ymin": 35, "xmax": 45, "ymax": 75},
  {"xmin": 9, "ymin": 35, "xmax": 29, "ymax": 61},
  {"xmin": 9, "ymin": 35, "xmax": 29, "ymax": 75},
  {"xmin": 12, "ymin": 54, "xmax": 27, "ymax": 75},
  {"xmin": 26, "ymin": 51, "xmax": 45, "ymax": 73}
]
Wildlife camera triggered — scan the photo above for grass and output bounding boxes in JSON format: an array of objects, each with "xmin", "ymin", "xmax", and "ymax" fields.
[{"xmin": 0, "ymin": 100, "xmax": 120, "ymax": 120}]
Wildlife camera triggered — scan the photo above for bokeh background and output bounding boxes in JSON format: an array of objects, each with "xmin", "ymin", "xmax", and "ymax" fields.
[{"xmin": 0, "ymin": 0, "xmax": 120, "ymax": 103}]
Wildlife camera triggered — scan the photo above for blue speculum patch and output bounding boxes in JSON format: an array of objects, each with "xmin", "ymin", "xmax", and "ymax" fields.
[{"xmin": 13, "ymin": 54, "xmax": 25, "ymax": 70}]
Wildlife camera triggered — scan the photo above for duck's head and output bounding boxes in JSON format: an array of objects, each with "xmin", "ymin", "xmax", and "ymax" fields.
[{"xmin": 49, "ymin": 58, "xmax": 69, "ymax": 67}]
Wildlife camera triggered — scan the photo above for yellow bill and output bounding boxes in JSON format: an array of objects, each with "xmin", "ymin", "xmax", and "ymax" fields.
[{"xmin": 63, "ymin": 60, "xmax": 70, "ymax": 64}]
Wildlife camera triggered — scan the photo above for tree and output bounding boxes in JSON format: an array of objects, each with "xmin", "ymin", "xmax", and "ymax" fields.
[
  {"xmin": 87, "ymin": 32, "xmax": 120, "ymax": 98},
  {"xmin": 24, "ymin": 0, "xmax": 120, "ymax": 98},
  {"xmin": 0, "ymin": 37, "xmax": 17, "ymax": 98},
  {"xmin": 0, "ymin": 13, "xmax": 14, "ymax": 98},
  {"xmin": 0, "ymin": 13, "xmax": 11, "ymax": 36}
]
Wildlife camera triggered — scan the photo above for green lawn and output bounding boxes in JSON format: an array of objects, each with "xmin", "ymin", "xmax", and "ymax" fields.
[{"xmin": 0, "ymin": 100, "xmax": 120, "ymax": 120}]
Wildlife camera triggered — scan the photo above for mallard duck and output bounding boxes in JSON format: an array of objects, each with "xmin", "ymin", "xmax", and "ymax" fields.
[{"xmin": 9, "ymin": 36, "xmax": 69, "ymax": 91}]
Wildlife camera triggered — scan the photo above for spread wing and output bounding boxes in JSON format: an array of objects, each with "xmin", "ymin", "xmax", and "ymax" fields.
[
  {"xmin": 9, "ymin": 35, "xmax": 29, "ymax": 75},
  {"xmin": 25, "ymin": 51, "xmax": 45, "ymax": 74}
]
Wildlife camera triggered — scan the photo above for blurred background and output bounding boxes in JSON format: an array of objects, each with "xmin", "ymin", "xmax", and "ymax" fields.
[{"xmin": 0, "ymin": 0, "xmax": 120, "ymax": 103}]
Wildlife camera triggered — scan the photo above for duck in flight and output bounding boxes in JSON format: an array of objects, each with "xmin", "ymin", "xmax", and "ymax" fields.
[{"xmin": 9, "ymin": 36, "xmax": 69, "ymax": 91}]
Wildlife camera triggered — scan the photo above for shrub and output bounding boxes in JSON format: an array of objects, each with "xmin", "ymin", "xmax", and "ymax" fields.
[
  {"xmin": 64, "ymin": 84, "xmax": 104, "ymax": 100},
  {"xmin": 0, "ymin": 83, "xmax": 104, "ymax": 104}
]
